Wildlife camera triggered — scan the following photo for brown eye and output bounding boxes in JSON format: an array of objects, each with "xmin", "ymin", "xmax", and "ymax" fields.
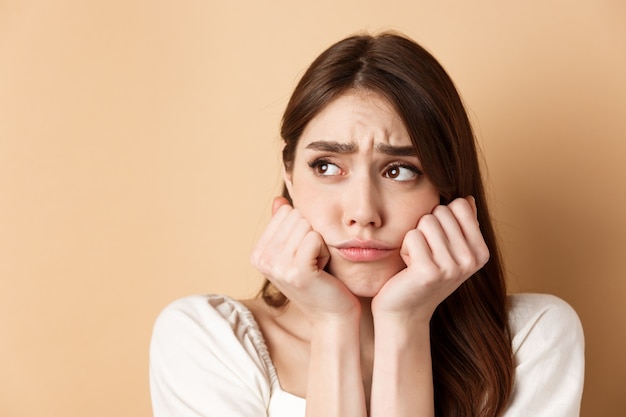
[
  {"xmin": 309, "ymin": 160, "xmax": 341, "ymax": 176},
  {"xmin": 383, "ymin": 164, "xmax": 420, "ymax": 181},
  {"xmin": 387, "ymin": 167, "xmax": 401, "ymax": 179}
]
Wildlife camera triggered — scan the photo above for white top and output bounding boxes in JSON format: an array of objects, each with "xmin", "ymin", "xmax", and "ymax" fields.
[{"xmin": 150, "ymin": 293, "xmax": 584, "ymax": 417}]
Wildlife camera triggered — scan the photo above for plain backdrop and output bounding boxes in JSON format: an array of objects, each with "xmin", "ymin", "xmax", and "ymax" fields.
[{"xmin": 1, "ymin": 1, "xmax": 625, "ymax": 416}]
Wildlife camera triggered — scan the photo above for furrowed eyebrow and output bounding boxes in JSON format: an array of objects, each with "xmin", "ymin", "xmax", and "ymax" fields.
[
  {"xmin": 375, "ymin": 143, "xmax": 418, "ymax": 157},
  {"xmin": 304, "ymin": 141, "xmax": 358, "ymax": 154},
  {"xmin": 304, "ymin": 140, "xmax": 417, "ymax": 157}
]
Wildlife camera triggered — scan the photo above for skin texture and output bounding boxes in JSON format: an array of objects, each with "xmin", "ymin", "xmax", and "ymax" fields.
[{"xmin": 249, "ymin": 91, "xmax": 490, "ymax": 416}]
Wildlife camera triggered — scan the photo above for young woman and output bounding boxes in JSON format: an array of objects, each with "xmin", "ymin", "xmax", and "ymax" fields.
[{"xmin": 150, "ymin": 32, "xmax": 584, "ymax": 417}]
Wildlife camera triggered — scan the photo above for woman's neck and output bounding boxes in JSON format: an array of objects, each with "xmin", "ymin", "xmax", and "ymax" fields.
[{"xmin": 358, "ymin": 297, "xmax": 376, "ymax": 401}]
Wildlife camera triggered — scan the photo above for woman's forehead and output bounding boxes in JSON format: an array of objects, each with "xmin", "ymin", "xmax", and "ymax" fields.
[{"xmin": 298, "ymin": 92, "xmax": 411, "ymax": 150}]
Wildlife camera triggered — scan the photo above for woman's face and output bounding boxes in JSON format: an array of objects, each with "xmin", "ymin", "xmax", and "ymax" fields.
[{"xmin": 284, "ymin": 91, "xmax": 440, "ymax": 298}]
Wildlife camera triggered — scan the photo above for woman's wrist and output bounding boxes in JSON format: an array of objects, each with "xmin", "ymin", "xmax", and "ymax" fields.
[
  {"xmin": 373, "ymin": 312, "xmax": 431, "ymax": 348},
  {"xmin": 370, "ymin": 312, "xmax": 434, "ymax": 417},
  {"xmin": 309, "ymin": 306, "xmax": 362, "ymax": 333},
  {"xmin": 371, "ymin": 302, "xmax": 434, "ymax": 327}
]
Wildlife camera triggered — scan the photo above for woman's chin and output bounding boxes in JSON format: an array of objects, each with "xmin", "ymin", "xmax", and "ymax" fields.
[
  {"xmin": 328, "ymin": 260, "xmax": 404, "ymax": 298},
  {"xmin": 345, "ymin": 281, "xmax": 387, "ymax": 299}
]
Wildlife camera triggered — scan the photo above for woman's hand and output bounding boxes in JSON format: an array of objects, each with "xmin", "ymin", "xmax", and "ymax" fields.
[
  {"xmin": 251, "ymin": 197, "xmax": 361, "ymax": 322},
  {"xmin": 371, "ymin": 196, "xmax": 489, "ymax": 322}
]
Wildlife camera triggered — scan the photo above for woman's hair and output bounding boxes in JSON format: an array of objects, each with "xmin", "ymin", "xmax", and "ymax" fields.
[{"xmin": 260, "ymin": 32, "xmax": 513, "ymax": 417}]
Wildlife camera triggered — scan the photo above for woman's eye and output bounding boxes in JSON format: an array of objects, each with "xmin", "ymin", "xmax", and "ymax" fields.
[
  {"xmin": 311, "ymin": 161, "xmax": 341, "ymax": 176},
  {"xmin": 384, "ymin": 165, "xmax": 420, "ymax": 181}
]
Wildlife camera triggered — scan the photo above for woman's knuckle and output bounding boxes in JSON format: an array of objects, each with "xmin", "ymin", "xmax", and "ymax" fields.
[{"xmin": 417, "ymin": 214, "xmax": 437, "ymax": 230}]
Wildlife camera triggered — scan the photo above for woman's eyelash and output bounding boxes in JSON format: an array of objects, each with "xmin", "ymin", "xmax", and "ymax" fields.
[
  {"xmin": 385, "ymin": 162, "xmax": 424, "ymax": 176},
  {"xmin": 307, "ymin": 158, "xmax": 332, "ymax": 169},
  {"xmin": 306, "ymin": 158, "xmax": 423, "ymax": 179},
  {"xmin": 307, "ymin": 158, "xmax": 341, "ymax": 176}
]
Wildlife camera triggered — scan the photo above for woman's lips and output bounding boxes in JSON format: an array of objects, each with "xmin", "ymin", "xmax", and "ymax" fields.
[
  {"xmin": 331, "ymin": 239, "xmax": 396, "ymax": 262},
  {"xmin": 336, "ymin": 247, "xmax": 394, "ymax": 262}
]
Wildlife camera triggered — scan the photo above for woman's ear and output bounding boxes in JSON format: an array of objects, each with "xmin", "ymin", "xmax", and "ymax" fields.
[{"xmin": 283, "ymin": 167, "xmax": 294, "ymax": 197}]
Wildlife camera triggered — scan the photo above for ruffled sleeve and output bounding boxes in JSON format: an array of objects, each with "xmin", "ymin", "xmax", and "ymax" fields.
[
  {"xmin": 149, "ymin": 295, "xmax": 276, "ymax": 417},
  {"xmin": 504, "ymin": 293, "xmax": 585, "ymax": 416}
]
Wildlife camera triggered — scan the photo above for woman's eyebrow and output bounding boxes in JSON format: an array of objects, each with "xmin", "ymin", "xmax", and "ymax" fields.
[
  {"xmin": 305, "ymin": 140, "xmax": 358, "ymax": 153},
  {"xmin": 304, "ymin": 140, "xmax": 416, "ymax": 157},
  {"xmin": 375, "ymin": 143, "xmax": 417, "ymax": 156}
]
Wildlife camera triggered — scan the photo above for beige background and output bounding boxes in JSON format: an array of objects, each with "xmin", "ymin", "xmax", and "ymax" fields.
[{"xmin": 1, "ymin": 0, "xmax": 624, "ymax": 416}]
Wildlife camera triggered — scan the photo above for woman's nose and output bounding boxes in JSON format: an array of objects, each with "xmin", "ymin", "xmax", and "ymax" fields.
[{"xmin": 342, "ymin": 177, "xmax": 382, "ymax": 228}]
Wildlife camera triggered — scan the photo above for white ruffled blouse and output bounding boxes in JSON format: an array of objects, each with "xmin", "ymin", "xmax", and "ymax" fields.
[{"xmin": 149, "ymin": 293, "xmax": 584, "ymax": 417}]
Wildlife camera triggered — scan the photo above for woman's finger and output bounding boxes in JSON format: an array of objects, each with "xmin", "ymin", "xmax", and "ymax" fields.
[
  {"xmin": 272, "ymin": 196, "xmax": 291, "ymax": 215},
  {"xmin": 431, "ymin": 204, "xmax": 476, "ymax": 268},
  {"xmin": 416, "ymin": 213, "xmax": 457, "ymax": 273},
  {"xmin": 280, "ymin": 215, "xmax": 316, "ymax": 264},
  {"xmin": 446, "ymin": 198, "xmax": 489, "ymax": 267},
  {"xmin": 295, "ymin": 230, "xmax": 331, "ymax": 272},
  {"xmin": 253, "ymin": 201, "xmax": 292, "ymax": 254}
]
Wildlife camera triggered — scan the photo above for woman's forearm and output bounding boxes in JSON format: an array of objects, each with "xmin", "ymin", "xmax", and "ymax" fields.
[
  {"xmin": 306, "ymin": 314, "xmax": 368, "ymax": 417},
  {"xmin": 370, "ymin": 316, "xmax": 434, "ymax": 417}
]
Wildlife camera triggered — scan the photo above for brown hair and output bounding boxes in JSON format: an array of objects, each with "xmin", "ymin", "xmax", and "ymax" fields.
[{"xmin": 260, "ymin": 32, "xmax": 513, "ymax": 416}]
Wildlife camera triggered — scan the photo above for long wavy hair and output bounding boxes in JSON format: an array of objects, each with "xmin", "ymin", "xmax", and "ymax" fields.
[{"xmin": 259, "ymin": 32, "xmax": 513, "ymax": 417}]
